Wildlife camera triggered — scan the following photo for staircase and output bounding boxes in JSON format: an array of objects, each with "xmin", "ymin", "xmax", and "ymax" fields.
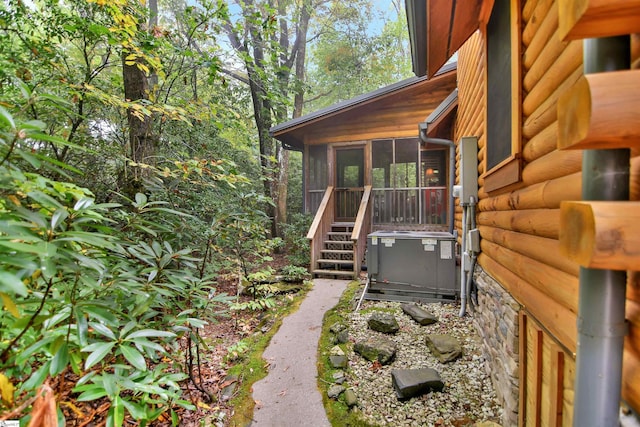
[{"xmin": 311, "ymin": 222, "xmax": 356, "ymax": 279}]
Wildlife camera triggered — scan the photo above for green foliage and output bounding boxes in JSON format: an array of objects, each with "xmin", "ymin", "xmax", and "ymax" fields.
[
  {"xmin": 280, "ymin": 265, "xmax": 310, "ymax": 282},
  {"xmin": 225, "ymin": 339, "xmax": 250, "ymax": 362},
  {"xmin": 231, "ymin": 270, "xmax": 277, "ymax": 312},
  {"xmin": 280, "ymin": 212, "xmax": 312, "ymax": 267},
  {"xmin": 305, "ymin": 1, "xmax": 412, "ymax": 111},
  {"xmin": 211, "ymin": 192, "xmax": 279, "ymax": 276},
  {"xmin": 0, "ymin": 91, "xmax": 237, "ymax": 425},
  {"xmin": 0, "ymin": 0, "xmax": 414, "ymax": 424}
]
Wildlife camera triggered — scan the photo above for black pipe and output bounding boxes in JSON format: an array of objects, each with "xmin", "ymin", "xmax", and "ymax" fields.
[{"xmin": 573, "ymin": 35, "xmax": 630, "ymax": 427}]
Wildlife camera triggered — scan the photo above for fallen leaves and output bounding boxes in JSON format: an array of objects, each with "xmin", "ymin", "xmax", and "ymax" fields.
[
  {"xmin": 0, "ymin": 373, "xmax": 15, "ymax": 407},
  {"xmin": 28, "ymin": 383, "xmax": 57, "ymax": 427},
  {"xmin": 369, "ymin": 360, "xmax": 382, "ymax": 372}
]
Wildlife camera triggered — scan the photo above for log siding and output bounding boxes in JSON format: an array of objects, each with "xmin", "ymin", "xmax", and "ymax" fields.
[{"xmin": 454, "ymin": 0, "xmax": 640, "ymax": 419}]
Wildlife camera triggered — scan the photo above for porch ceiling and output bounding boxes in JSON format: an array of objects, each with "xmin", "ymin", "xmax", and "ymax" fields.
[
  {"xmin": 406, "ymin": 0, "xmax": 484, "ymax": 78},
  {"xmin": 270, "ymin": 63, "xmax": 457, "ymax": 151}
]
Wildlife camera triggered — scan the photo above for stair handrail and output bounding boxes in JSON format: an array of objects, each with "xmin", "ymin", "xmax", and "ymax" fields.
[
  {"xmin": 351, "ymin": 185, "xmax": 372, "ymax": 275},
  {"xmin": 307, "ymin": 186, "xmax": 334, "ymax": 272}
]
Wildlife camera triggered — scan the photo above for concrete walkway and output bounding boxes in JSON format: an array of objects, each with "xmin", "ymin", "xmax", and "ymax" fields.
[{"xmin": 251, "ymin": 279, "xmax": 348, "ymax": 427}]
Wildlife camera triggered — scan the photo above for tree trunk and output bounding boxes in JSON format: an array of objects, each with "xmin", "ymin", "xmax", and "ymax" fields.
[
  {"xmin": 120, "ymin": 1, "xmax": 157, "ymax": 198},
  {"xmin": 274, "ymin": 0, "xmax": 311, "ymax": 237},
  {"xmin": 122, "ymin": 53, "xmax": 154, "ymax": 196},
  {"xmin": 222, "ymin": 0, "xmax": 313, "ymax": 237}
]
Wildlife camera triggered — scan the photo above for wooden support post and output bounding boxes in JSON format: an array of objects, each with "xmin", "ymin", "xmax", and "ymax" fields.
[
  {"xmin": 548, "ymin": 343, "xmax": 566, "ymax": 427},
  {"xmin": 557, "ymin": 70, "xmax": 640, "ymax": 150},
  {"xmin": 560, "ymin": 201, "xmax": 640, "ymax": 270},
  {"xmin": 519, "ymin": 311, "xmax": 528, "ymax": 427},
  {"xmin": 558, "ymin": 0, "xmax": 640, "ymax": 41}
]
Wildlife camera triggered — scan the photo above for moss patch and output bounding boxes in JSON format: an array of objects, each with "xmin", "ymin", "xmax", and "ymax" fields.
[
  {"xmin": 358, "ymin": 306, "xmax": 397, "ymax": 315},
  {"xmin": 317, "ymin": 280, "xmax": 377, "ymax": 427}
]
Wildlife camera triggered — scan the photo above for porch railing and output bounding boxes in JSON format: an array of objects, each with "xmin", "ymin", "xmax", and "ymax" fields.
[
  {"xmin": 306, "ymin": 186, "xmax": 334, "ymax": 272},
  {"xmin": 335, "ymin": 187, "xmax": 364, "ymax": 220},
  {"xmin": 372, "ymin": 187, "xmax": 447, "ymax": 226},
  {"xmin": 351, "ymin": 185, "xmax": 372, "ymax": 275}
]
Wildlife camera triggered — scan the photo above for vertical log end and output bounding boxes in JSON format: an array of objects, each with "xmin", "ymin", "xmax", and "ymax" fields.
[
  {"xmin": 559, "ymin": 201, "xmax": 595, "ymax": 266},
  {"xmin": 557, "ymin": 76, "xmax": 591, "ymax": 150},
  {"xmin": 558, "ymin": 0, "xmax": 587, "ymax": 41}
]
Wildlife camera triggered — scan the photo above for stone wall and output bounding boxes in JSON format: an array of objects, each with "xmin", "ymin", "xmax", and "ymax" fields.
[{"xmin": 472, "ymin": 266, "xmax": 520, "ymax": 427}]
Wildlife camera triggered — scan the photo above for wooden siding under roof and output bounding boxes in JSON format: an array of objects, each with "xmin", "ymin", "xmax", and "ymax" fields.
[
  {"xmin": 270, "ymin": 65, "xmax": 457, "ymax": 150},
  {"xmin": 406, "ymin": 0, "xmax": 485, "ymax": 77}
]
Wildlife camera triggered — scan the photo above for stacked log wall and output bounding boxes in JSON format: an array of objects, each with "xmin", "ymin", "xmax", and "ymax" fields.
[{"xmin": 455, "ymin": 0, "xmax": 640, "ymax": 419}]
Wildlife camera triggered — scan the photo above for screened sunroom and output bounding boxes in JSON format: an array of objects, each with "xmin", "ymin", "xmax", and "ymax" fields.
[
  {"xmin": 270, "ymin": 63, "xmax": 458, "ymax": 277},
  {"xmin": 305, "ymin": 139, "xmax": 448, "ymax": 229}
]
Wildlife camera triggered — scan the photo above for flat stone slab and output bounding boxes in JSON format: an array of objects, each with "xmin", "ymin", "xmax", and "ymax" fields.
[
  {"xmin": 329, "ymin": 355, "xmax": 348, "ymax": 368},
  {"xmin": 220, "ymin": 374, "xmax": 238, "ymax": 402},
  {"xmin": 368, "ymin": 312, "xmax": 399, "ymax": 334},
  {"xmin": 327, "ymin": 385, "xmax": 345, "ymax": 399},
  {"xmin": 344, "ymin": 389, "xmax": 357, "ymax": 407},
  {"xmin": 332, "ymin": 371, "xmax": 346, "ymax": 384},
  {"xmin": 330, "ymin": 345, "xmax": 345, "ymax": 356},
  {"xmin": 336, "ymin": 329, "xmax": 349, "ymax": 344},
  {"xmin": 401, "ymin": 303, "xmax": 438, "ymax": 325},
  {"xmin": 391, "ymin": 368, "xmax": 444, "ymax": 399},
  {"xmin": 425, "ymin": 334, "xmax": 462, "ymax": 363},
  {"xmin": 354, "ymin": 337, "xmax": 397, "ymax": 365}
]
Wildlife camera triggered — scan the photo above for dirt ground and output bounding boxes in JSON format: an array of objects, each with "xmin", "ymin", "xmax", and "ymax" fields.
[{"xmin": 177, "ymin": 253, "xmax": 291, "ymax": 426}]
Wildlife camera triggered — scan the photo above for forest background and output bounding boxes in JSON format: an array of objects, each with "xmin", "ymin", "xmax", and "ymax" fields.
[{"xmin": 0, "ymin": 0, "xmax": 411, "ymax": 424}]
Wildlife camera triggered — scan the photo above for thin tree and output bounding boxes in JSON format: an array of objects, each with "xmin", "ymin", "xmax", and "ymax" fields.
[
  {"xmin": 121, "ymin": 0, "xmax": 159, "ymax": 195},
  {"xmin": 221, "ymin": 0, "xmax": 314, "ymax": 237}
]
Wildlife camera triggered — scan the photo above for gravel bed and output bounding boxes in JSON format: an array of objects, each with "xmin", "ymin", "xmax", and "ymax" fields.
[{"xmin": 341, "ymin": 299, "xmax": 502, "ymax": 426}]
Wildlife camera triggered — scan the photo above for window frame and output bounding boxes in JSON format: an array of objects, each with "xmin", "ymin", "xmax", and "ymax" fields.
[{"xmin": 482, "ymin": 0, "xmax": 523, "ymax": 193}]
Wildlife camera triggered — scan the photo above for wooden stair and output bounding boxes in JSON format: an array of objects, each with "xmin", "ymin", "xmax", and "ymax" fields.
[{"xmin": 312, "ymin": 222, "xmax": 356, "ymax": 279}]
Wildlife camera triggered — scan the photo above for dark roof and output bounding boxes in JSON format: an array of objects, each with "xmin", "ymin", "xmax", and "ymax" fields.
[
  {"xmin": 424, "ymin": 88, "xmax": 458, "ymax": 126},
  {"xmin": 420, "ymin": 89, "xmax": 458, "ymax": 140},
  {"xmin": 405, "ymin": 0, "xmax": 482, "ymax": 78},
  {"xmin": 405, "ymin": 0, "xmax": 427, "ymax": 77},
  {"xmin": 269, "ymin": 61, "xmax": 457, "ymax": 138}
]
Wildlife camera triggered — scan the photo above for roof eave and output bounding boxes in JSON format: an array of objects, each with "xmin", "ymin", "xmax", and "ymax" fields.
[
  {"xmin": 406, "ymin": 0, "xmax": 427, "ymax": 77},
  {"xmin": 407, "ymin": 0, "xmax": 484, "ymax": 78},
  {"xmin": 270, "ymin": 62, "xmax": 456, "ymax": 140}
]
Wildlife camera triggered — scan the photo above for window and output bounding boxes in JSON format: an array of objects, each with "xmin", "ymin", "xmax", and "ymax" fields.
[{"xmin": 484, "ymin": 0, "xmax": 522, "ymax": 192}]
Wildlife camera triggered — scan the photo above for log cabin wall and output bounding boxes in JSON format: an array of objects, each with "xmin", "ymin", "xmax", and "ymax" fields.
[{"xmin": 454, "ymin": 1, "xmax": 640, "ymax": 424}]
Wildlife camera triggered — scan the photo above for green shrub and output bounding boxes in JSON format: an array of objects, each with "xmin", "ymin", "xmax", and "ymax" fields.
[
  {"xmin": 280, "ymin": 264, "xmax": 311, "ymax": 282},
  {"xmin": 0, "ymin": 101, "xmax": 237, "ymax": 425},
  {"xmin": 281, "ymin": 212, "xmax": 312, "ymax": 267}
]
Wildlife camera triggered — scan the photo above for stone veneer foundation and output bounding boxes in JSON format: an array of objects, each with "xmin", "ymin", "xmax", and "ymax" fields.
[{"xmin": 472, "ymin": 266, "xmax": 520, "ymax": 427}]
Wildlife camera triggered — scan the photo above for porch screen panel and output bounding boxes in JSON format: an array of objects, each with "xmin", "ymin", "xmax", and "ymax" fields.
[
  {"xmin": 372, "ymin": 138, "xmax": 425, "ymax": 226},
  {"xmin": 421, "ymin": 149, "xmax": 447, "ymax": 225},
  {"xmin": 372, "ymin": 140, "xmax": 393, "ymax": 223},
  {"xmin": 393, "ymin": 139, "xmax": 419, "ymax": 224},
  {"xmin": 307, "ymin": 145, "xmax": 327, "ymax": 214}
]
